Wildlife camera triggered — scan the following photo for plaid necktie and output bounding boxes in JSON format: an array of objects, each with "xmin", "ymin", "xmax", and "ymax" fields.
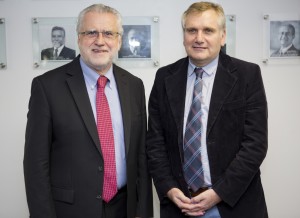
[
  {"xmin": 183, "ymin": 67, "xmax": 204, "ymax": 191},
  {"xmin": 96, "ymin": 76, "xmax": 117, "ymax": 202}
]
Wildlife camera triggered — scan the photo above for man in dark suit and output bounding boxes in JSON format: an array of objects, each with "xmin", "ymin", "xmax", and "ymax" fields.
[
  {"xmin": 41, "ymin": 26, "xmax": 76, "ymax": 60},
  {"xmin": 271, "ymin": 23, "xmax": 300, "ymax": 57},
  {"xmin": 147, "ymin": 2, "xmax": 268, "ymax": 218},
  {"xmin": 24, "ymin": 4, "xmax": 153, "ymax": 218}
]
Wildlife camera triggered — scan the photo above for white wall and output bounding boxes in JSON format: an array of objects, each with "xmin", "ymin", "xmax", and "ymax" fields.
[{"xmin": 0, "ymin": 0, "xmax": 300, "ymax": 217}]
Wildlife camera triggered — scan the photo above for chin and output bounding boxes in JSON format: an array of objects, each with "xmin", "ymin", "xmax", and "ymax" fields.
[{"xmin": 190, "ymin": 54, "xmax": 207, "ymax": 61}]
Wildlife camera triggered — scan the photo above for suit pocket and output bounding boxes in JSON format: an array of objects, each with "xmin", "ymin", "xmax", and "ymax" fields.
[
  {"xmin": 219, "ymin": 99, "xmax": 246, "ymax": 146},
  {"xmin": 52, "ymin": 186, "xmax": 74, "ymax": 204},
  {"xmin": 221, "ymin": 99, "xmax": 246, "ymax": 126}
]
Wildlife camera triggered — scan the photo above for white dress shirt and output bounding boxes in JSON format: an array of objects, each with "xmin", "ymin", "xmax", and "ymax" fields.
[
  {"xmin": 80, "ymin": 58, "xmax": 127, "ymax": 189},
  {"xmin": 53, "ymin": 45, "xmax": 64, "ymax": 57}
]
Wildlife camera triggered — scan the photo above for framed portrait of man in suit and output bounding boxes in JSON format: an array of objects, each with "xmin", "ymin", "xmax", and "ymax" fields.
[
  {"xmin": 263, "ymin": 14, "xmax": 300, "ymax": 64},
  {"xmin": 119, "ymin": 25, "xmax": 151, "ymax": 59},
  {"xmin": 0, "ymin": 18, "xmax": 7, "ymax": 69},
  {"xmin": 115, "ymin": 16, "xmax": 159, "ymax": 68},
  {"xmin": 221, "ymin": 15, "xmax": 236, "ymax": 57},
  {"xmin": 32, "ymin": 17, "xmax": 78, "ymax": 69}
]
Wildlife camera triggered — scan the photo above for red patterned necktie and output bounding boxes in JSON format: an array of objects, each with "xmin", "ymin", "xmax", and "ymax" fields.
[{"xmin": 96, "ymin": 76, "xmax": 117, "ymax": 202}]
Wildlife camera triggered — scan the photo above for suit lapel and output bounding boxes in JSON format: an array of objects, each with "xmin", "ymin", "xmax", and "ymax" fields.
[
  {"xmin": 60, "ymin": 47, "xmax": 66, "ymax": 56},
  {"xmin": 113, "ymin": 65, "xmax": 131, "ymax": 155},
  {"xmin": 207, "ymin": 54, "xmax": 237, "ymax": 137},
  {"xmin": 165, "ymin": 58, "xmax": 189, "ymax": 147},
  {"xmin": 66, "ymin": 57, "xmax": 102, "ymax": 155}
]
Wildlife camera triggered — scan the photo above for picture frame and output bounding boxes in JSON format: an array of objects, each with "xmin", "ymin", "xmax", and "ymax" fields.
[
  {"xmin": 32, "ymin": 17, "xmax": 78, "ymax": 69},
  {"xmin": 32, "ymin": 0, "xmax": 80, "ymax": 1},
  {"xmin": 0, "ymin": 18, "xmax": 7, "ymax": 69},
  {"xmin": 223, "ymin": 15, "xmax": 236, "ymax": 57},
  {"xmin": 115, "ymin": 16, "xmax": 159, "ymax": 68},
  {"xmin": 262, "ymin": 13, "xmax": 300, "ymax": 64}
]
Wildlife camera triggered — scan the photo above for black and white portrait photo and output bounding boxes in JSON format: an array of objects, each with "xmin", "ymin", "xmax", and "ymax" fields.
[
  {"xmin": 270, "ymin": 20, "xmax": 300, "ymax": 58},
  {"xmin": 118, "ymin": 25, "xmax": 151, "ymax": 59},
  {"xmin": 39, "ymin": 24, "xmax": 76, "ymax": 61}
]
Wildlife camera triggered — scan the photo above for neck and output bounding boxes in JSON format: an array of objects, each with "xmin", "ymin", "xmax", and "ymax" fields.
[{"xmin": 96, "ymin": 63, "xmax": 112, "ymax": 76}]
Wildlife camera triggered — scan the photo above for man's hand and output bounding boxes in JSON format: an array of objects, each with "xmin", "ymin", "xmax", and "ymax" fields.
[
  {"xmin": 182, "ymin": 189, "xmax": 221, "ymax": 217},
  {"xmin": 167, "ymin": 188, "xmax": 205, "ymax": 216}
]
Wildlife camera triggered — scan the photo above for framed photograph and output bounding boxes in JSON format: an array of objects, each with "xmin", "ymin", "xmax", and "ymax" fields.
[
  {"xmin": 115, "ymin": 16, "xmax": 159, "ymax": 68},
  {"xmin": 32, "ymin": 0, "xmax": 80, "ymax": 1},
  {"xmin": 0, "ymin": 18, "xmax": 6, "ymax": 69},
  {"xmin": 32, "ymin": 17, "xmax": 78, "ymax": 69},
  {"xmin": 222, "ymin": 15, "xmax": 236, "ymax": 57},
  {"xmin": 263, "ymin": 13, "xmax": 300, "ymax": 64}
]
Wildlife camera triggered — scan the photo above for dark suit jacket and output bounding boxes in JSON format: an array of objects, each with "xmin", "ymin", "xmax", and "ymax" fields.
[
  {"xmin": 24, "ymin": 56, "xmax": 153, "ymax": 218},
  {"xmin": 146, "ymin": 52, "xmax": 268, "ymax": 218},
  {"xmin": 41, "ymin": 46, "xmax": 76, "ymax": 60},
  {"xmin": 271, "ymin": 44, "xmax": 300, "ymax": 57}
]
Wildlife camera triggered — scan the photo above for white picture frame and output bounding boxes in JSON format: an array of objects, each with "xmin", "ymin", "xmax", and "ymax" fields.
[
  {"xmin": 115, "ymin": 16, "xmax": 160, "ymax": 68},
  {"xmin": 0, "ymin": 18, "xmax": 7, "ymax": 69},
  {"xmin": 223, "ymin": 15, "xmax": 236, "ymax": 57},
  {"xmin": 32, "ymin": 17, "xmax": 78, "ymax": 69},
  {"xmin": 262, "ymin": 13, "xmax": 300, "ymax": 65}
]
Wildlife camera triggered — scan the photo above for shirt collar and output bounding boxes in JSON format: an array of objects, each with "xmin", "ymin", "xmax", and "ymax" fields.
[
  {"xmin": 54, "ymin": 45, "xmax": 64, "ymax": 53},
  {"xmin": 80, "ymin": 57, "xmax": 114, "ymax": 90},
  {"xmin": 281, "ymin": 43, "xmax": 293, "ymax": 54},
  {"xmin": 188, "ymin": 56, "xmax": 219, "ymax": 78}
]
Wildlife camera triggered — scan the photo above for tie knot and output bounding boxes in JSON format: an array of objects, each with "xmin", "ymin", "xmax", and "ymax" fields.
[
  {"xmin": 97, "ymin": 76, "xmax": 108, "ymax": 88},
  {"xmin": 194, "ymin": 68, "xmax": 204, "ymax": 79}
]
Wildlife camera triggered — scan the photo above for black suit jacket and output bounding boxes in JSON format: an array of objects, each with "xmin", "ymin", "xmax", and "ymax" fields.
[
  {"xmin": 41, "ymin": 46, "xmax": 76, "ymax": 60},
  {"xmin": 24, "ymin": 56, "xmax": 153, "ymax": 218},
  {"xmin": 271, "ymin": 44, "xmax": 300, "ymax": 57},
  {"xmin": 147, "ymin": 52, "xmax": 268, "ymax": 218}
]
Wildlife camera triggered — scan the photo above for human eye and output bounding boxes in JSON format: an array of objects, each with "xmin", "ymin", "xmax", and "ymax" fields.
[
  {"xmin": 204, "ymin": 28, "xmax": 214, "ymax": 34},
  {"xmin": 103, "ymin": 31, "xmax": 114, "ymax": 38},
  {"xmin": 185, "ymin": 28, "xmax": 198, "ymax": 35},
  {"xmin": 87, "ymin": 30, "xmax": 99, "ymax": 37},
  {"xmin": 86, "ymin": 30, "xmax": 98, "ymax": 37}
]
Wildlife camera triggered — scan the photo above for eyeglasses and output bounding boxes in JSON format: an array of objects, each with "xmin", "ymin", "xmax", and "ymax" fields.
[{"xmin": 78, "ymin": 30, "xmax": 121, "ymax": 39}]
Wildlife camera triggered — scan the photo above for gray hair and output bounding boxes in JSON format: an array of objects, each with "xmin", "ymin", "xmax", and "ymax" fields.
[
  {"xmin": 281, "ymin": 23, "xmax": 296, "ymax": 36},
  {"xmin": 76, "ymin": 4, "xmax": 123, "ymax": 35}
]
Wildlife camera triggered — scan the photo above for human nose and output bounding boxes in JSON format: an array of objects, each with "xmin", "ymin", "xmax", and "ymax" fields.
[
  {"xmin": 93, "ymin": 32, "xmax": 106, "ymax": 44},
  {"xmin": 195, "ymin": 31, "xmax": 204, "ymax": 42}
]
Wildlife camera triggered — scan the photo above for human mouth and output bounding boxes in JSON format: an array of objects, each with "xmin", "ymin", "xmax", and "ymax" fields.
[
  {"xmin": 92, "ymin": 48, "xmax": 108, "ymax": 53},
  {"xmin": 193, "ymin": 45, "xmax": 206, "ymax": 51}
]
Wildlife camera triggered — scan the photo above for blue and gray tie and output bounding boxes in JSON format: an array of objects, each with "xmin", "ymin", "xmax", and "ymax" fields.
[{"xmin": 183, "ymin": 67, "xmax": 204, "ymax": 191}]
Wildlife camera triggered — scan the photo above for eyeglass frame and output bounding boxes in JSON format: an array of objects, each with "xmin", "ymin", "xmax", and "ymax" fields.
[{"xmin": 78, "ymin": 30, "xmax": 122, "ymax": 40}]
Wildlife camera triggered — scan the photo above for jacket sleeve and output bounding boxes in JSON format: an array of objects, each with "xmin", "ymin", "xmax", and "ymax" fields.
[
  {"xmin": 23, "ymin": 77, "xmax": 57, "ymax": 218},
  {"xmin": 212, "ymin": 63, "xmax": 268, "ymax": 207},
  {"xmin": 136, "ymin": 80, "xmax": 154, "ymax": 217},
  {"xmin": 146, "ymin": 72, "xmax": 180, "ymax": 200}
]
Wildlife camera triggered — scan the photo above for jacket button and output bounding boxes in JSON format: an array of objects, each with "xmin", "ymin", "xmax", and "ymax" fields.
[
  {"xmin": 98, "ymin": 166, "xmax": 103, "ymax": 171},
  {"xmin": 96, "ymin": 195, "xmax": 102, "ymax": 200}
]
